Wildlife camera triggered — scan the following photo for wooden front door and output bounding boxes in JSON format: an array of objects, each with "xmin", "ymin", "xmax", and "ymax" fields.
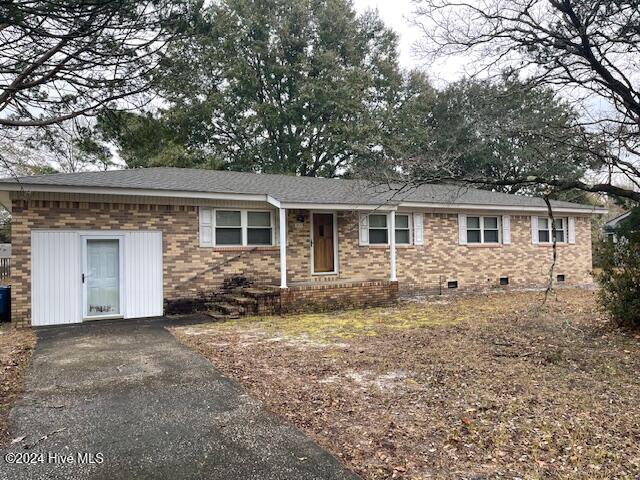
[{"xmin": 313, "ymin": 213, "xmax": 335, "ymax": 273}]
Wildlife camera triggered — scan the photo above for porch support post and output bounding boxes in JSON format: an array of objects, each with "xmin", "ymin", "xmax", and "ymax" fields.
[
  {"xmin": 279, "ymin": 207, "xmax": 287, "ymax": 289},
  {"xmin": 389, "ymin": 210, "xmax": 397, "ymax": 282}
]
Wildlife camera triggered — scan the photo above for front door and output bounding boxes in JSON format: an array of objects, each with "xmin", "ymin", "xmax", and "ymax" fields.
[
  {"xmin": 83, "ymin": 238, "xmax": 121, "ymax": 318},
  {"xmin": 313, "ymin": 213, "xmax": 335, "ymax": 273}
]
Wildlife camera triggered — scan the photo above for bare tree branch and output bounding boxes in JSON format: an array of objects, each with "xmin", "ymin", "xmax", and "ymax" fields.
[
  {"xmin": 0, "ymin": 0, "xmax": 198, "ymax": 129},
  {"xmin": 411, "ymin": 0, "xmax": 640, "ymax": 201}
]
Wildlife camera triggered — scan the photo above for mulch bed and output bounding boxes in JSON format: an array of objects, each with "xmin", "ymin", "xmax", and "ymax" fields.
[
  {"xmin": 0, "ymin": 324, "xmax": 36, "ymax": 445},
  {"xmin": 171, "ymin": 290, "xmax": 640, "ymax": 480}
]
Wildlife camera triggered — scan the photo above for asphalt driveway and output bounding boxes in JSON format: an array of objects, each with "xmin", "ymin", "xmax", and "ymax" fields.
[{"xmin": 0, "ymin": 318, "xmax": 357, "ymax": 480}]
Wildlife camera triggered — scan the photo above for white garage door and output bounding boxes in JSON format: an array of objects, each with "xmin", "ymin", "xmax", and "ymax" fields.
[
  {"xmin": 32, "ymin": 231, "xmax": 82, "ymax": 326},
  {"xmin": 123, "ymin": 231, "xmax": 163, "ymax": 318},
  {"xmin": 31, "ymin": 231, "xmax": 163, "ymax": 326}
]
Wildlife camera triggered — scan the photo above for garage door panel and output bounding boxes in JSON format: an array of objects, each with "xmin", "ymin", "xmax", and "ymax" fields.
[
  {"xmin": 124, "ymin": 231, "xmax": 163, "ymax": 318},
  {"xmin": 32, "ymin": 231, "xmax": 82, "ymax": 326}
]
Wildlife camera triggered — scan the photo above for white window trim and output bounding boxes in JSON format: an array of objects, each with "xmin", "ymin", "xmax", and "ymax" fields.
[
  {"xmin": 366, "ymin": 213, "xmax": 413, "ymax": 245},
  {"xmin": 537, "ymin": 216, "xmax": 568, "ymax": 244},
  {"xmin": 247, "ymin": 210, "xmax": 275, "ymax": 246},
  {"xmin": 466, "ymin": 216, "xmax": 502, "ymax": 244},
  {"xmin": 199, "ymin": 207, "xmax": 275, "ymax": 247},
  {"xmin": 215, "ymin": 209, "xmax": 243, "ymax": 246},
  {"xmin": 395, "ymin": 213, "xmax": 413, "ymax": 245},
  {"xmin": 368, "ymin": 213, "xmax": 390, "ymax": 245}
]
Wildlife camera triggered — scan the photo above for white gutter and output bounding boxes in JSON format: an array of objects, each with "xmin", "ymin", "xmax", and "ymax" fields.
[
  {"xmin": 399, "ymin": 201, "xmax": 608, "ymax": 215},
  {"xmin": 0, "ymin": 183, "xmax": 269, "ymax": 203},
  {"xmin": 279, "ymin": 202, "xmax": 397, "ymax": 211},
  {"xmin": 266, "ymin": 195, "xmax": 281, "ymax": 208}
]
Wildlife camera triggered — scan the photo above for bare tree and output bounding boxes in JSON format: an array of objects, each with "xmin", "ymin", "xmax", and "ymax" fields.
[
  {"xmin": 410, "ymin": 0, "xmax": 640, "ymax": 202},
  {"xmin": 0, "ymin": 0, "xmax": 196, "ymax": 129}
]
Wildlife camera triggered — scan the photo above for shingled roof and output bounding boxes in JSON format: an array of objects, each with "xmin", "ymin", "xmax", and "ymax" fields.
[{"xmin": 0, "ymin": 167, "xmax": 604, "ymax": 212}]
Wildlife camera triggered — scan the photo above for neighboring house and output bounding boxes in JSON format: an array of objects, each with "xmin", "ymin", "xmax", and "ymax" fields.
[
  {"xmin": 0, "ymin": 168, "xmax": 606, "ymax": 328},
  {"xmin": 602, "ymin": 211, "xmax": 631, "ymax": 242}
]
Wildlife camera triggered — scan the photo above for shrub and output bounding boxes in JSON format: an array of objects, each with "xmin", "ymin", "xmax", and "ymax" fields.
[{"xmin": 597, "ymin": 236, "xmax": 640, "ymax": 328}]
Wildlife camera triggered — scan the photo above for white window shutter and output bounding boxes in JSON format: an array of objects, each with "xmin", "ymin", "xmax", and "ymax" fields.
[
  {"xmin": 199, "ymin": 207, "xmax": 213, "ymax": 246},
  {"xmin": 359, "ymin": 213, "xmax": 369, "ymax": 245},
  {"xmin": 413, "ymin": 213, "xmax": 424, "ymax": 246},
  {"xmin": 458, "ymin": 213, "xmax": 467, "ymax": 245},
  {"xmin": 502, "ymin": 215, "xmax": 511, "ymax": 245},
  {"xmin": 531, "ymin": 216, "xmax": 539, "ymax": 244},
  {"xmin": 568, "ymin": 216, "xmax": 576, "ymax": 244}
]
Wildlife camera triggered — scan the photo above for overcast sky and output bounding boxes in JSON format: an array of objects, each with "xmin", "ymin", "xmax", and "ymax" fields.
[
  {"xmin": 352, "ymin": 0, "xmax": 420, "ymax": 68},
  {"xmin": 352, "ymin": 0, "xmax": 466, "ymax": 83}
]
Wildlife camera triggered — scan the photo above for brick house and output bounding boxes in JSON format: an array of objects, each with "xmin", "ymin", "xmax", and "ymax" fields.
[{"xmin": 0, "ymin": 168, "xmax": 605, "ymax": 327}]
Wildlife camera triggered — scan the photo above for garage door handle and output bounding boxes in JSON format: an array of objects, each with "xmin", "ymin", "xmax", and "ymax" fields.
[{"xmin": 82, "ymin": 273, "xmax": 85, "ymax": 284}]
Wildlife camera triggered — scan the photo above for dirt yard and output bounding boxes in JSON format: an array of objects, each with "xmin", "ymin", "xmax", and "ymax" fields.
[
  {"xmin": 0, "ymin": 324, "xmax": 35, "ymax": 445},
  {"xmin": 171, "ymin": 289, "xmax": 640, "ymax": 480}
]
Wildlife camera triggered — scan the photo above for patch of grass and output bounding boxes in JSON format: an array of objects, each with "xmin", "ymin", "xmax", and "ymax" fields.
[{"xmin": 195, "ymin": 294, "xmax": 523, "ymax": 341}]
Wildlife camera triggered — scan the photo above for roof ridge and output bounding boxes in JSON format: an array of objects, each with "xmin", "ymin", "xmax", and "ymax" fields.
[{"xmin": 5, "ymin": 166, "xmax": 367, "ymax": 184}]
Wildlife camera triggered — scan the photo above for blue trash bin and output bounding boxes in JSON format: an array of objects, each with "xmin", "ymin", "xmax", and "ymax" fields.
[{"xmin": 0, "ymin": 286, "xmax": 10, "ymax": 323}]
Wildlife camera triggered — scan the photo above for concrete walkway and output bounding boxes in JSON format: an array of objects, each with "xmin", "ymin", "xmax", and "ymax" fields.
[{"xmin": 0, "ymin": 319, "xmax": 357, "ymax": 480}]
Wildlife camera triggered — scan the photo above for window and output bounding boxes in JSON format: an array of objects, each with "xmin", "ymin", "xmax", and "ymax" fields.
[
  {"xmin": 553, "ymin": 218, "xmax": 565, "ymax": 242},
  {"xmin": 395, "ymin": 214, "xmax": 411, "ymax": 244},
  {"xmin": 538, "ymin": 217, "xmax": 567, "ymax": 243},
  {"xmin": 483, "ymin": 217, "xmax": 500, "ymax": 243},
  {"xmin": 216, "ymin": 210, "xmax": 242, "ymax": 245},
  {"xmin": 361, "ymin": 212, "xmax": 422, "ymax": 246},
  {"xmin": 369, "ymin": 214, "xmax": 388, "ymax": 244},
  {"xmin": 247, "ymin": 211, "xmax": 273, "ymax": 245},
  {"xmin": 538, "ymin": 218, "xmax": 550, "ymax": 243},
  {"xmin": 200, "ymin": 208, "xmax": 274, "ymax": 247},
  {"xmin": 467, "ymin": 216, "xmax": 500, "ymax": 244},
  {"xmin": 467, "ymin": 216, "xmax": 481, "ymax": 243}
]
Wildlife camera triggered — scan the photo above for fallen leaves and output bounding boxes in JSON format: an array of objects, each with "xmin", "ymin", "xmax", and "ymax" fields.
[
  {"xmin": 171, "ymin": 289, "xmax": 640, "ymax": 480},
  {"xmin": 0, "ymin": 325, "xmax": 36, "ymax": 445}
]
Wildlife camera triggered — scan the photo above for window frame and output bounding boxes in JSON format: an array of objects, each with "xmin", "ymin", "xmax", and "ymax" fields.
[
  {"xmin": 246, "ymin": 211, "xmax": 274, "ymax": 246},
  {"xmin": 366, "ymin": 213, "xmax": 413, "ymax": 245},
  {"xmin": 394, "ymin": 213, "xmax": 412, "ymax": 245},
  {"xmin": 200, "ymin": 207, "xmax": 275, "ymax": 247},
  {"xmin": 537, "ymin": 216, "xmax": 568, "ymax": 244},
  {"xmin": 368, "ymin": 213, "xmax": 389, "ymax": 245},
  {"xmin": 466, "ymin": 216, "xmax": 501, "ymax": 244},
  {"xmin": 215, "ymin": 210, "xmax": 243, "ymax": 246}
]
